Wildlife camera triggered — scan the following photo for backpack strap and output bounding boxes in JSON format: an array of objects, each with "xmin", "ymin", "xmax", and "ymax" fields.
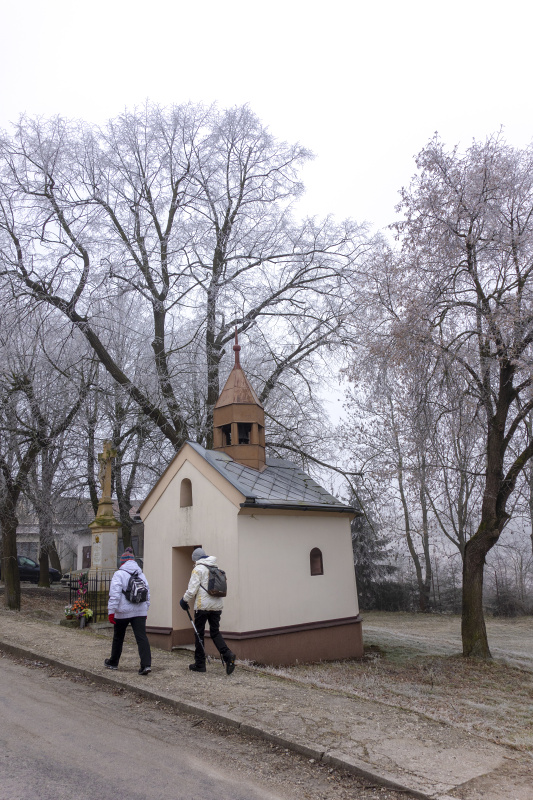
[
  {"xmin": 122, "ymin": 570, "xmax": 140, "ymax": 596},
  {"xmin": 196, "ymin": 563, "xmax": 212, "ymax": 594}
]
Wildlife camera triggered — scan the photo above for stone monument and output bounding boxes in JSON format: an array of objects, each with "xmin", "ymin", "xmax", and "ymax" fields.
[{"xmin": 89, "ymin": 440, "xmax": 121, "ymax": 577}]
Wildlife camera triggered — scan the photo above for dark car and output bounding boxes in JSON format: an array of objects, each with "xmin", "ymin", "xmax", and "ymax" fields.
[{"xmin": 0, "ymin": 556, "xmax": 61, "ymax": 584}]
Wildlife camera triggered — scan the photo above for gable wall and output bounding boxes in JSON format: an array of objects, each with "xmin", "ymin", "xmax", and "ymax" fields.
[{"xmin": 143, "ymin": 457, "xmax": 240, "ymax": 630}]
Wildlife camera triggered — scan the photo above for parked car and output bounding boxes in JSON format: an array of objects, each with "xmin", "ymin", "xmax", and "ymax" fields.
[
  {"xmin": 60, "ymin": 572, "xmax": 80, "ymax": 588},
  {"xmin": 0, "ymin": 556, "xmax": 61, "ymax": 584}
]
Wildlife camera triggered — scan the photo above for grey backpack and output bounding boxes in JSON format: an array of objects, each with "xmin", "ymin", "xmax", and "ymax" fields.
[{"xmin": 200, "ymin": 564, "xmax": 227, "ymax": 597}]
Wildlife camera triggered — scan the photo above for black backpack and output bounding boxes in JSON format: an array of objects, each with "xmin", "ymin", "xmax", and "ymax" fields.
[
  {"xmin": 123, "ymin": 571, "xmax": 148, "ymax": 604},
  {"xmin": 200, "ymin": 564, "xmax": 227, "ymax": 597}
]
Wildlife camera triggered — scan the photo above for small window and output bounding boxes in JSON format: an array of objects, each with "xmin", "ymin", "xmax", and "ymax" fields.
[
  {"xmin": 180, "ymin": 478, "xmax": 193, "ymax": 508},
  {"xmin": 310, "ymin": 547, "xmax": 323, "ymax": 576},
  {"xmin": 221, "ymin": 424, "xmax": 232, "ymax": 446},
  {"xmin": 238, "ymin": 422, "xmax": 251, "ymax": 444}
]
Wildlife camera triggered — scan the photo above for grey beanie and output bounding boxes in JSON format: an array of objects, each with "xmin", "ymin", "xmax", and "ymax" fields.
[{"xmin": 192, "ymin": 547, "xmax": 207, "ymax": 561}]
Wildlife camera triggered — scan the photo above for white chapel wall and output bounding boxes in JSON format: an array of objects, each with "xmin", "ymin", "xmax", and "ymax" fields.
[{"xmin": 237, "ymin": 512, "xmax": 359, "ymax": 631}]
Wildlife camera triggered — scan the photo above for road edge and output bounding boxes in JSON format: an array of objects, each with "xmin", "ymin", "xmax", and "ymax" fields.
[{"xmin": 0, "ymin": 638, "xmax": 444, "ymax": 800}]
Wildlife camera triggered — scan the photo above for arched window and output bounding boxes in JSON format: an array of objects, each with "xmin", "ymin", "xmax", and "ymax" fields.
[
  {"xmin": 180, "ymin": 478, "xmax": 192, "ymax": 508},
  {"xmin": 310, "ymin": 547, "xmax": 323, "ymax": 576}
]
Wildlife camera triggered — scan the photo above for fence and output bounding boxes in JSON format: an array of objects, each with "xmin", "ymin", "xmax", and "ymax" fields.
[{"xmin": 68, "ymin": 571, "xmax": 112, "ymax": 622}]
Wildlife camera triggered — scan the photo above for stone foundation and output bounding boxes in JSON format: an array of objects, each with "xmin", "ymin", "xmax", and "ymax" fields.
[{"xmin": 147, "ymin": 616, "xmax": 363, "ymax": 666}]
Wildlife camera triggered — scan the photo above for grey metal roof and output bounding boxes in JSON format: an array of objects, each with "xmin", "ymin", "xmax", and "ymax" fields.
[{"xmin": 187, "ymin": 442, "xmax": 354, "ymax": 512}]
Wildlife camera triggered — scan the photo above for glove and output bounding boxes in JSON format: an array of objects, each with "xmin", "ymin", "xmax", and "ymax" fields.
[
  {"xmin": 179, "ymin": 598, "xmax": 189, "ymax": 611},
  {"xmin": 108, "ymin": 613, "xmax": 115, "ymax": 625}
]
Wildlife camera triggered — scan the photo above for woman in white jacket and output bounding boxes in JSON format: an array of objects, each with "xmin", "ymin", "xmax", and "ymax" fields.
[
  {"xmin": 105, "ymin": 548, "xmax": 151, "ymax": 675},
  {"xmin": 180, "ymin": 547, "xmax": 235, "ymax": 674}
]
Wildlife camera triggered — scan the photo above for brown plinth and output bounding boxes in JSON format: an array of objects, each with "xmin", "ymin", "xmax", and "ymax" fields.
[{"xmin": 146, "ymin": 616, "xmax": 363, "ymax": 666}]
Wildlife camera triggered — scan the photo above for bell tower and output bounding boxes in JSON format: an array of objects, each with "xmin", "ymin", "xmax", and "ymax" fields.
[{"xmin": 213, "ymin": 331, "xmax": 266, "ymax": 471}]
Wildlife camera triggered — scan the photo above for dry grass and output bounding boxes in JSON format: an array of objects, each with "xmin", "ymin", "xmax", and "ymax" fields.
[
  {"xmin": 256, "ymin": 611, "xmax": 533, "ymax": 755},
  {"xmin": 0, "ymin": 585, "xmax": 70, "ymax": 619}
]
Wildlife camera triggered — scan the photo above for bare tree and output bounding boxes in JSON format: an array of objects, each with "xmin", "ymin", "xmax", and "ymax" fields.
[
  {"xmin": 0, "ymin": 307, "xmax": 88, "ymax": 607},
  {"xmin": 393, "ymin": 133, "xmax": 533, "ymax": 657},
  {"xmin": 342, "ymin": 348, "xmax": 435, "ymax": 612},
  {"xmin": 0, "ymin": 104, "xmax": 371, "ymax": 461},
  {"xmin": 0, "ymin": 380, "xmax": 43, "ymax": 609},
  {"xmin": 423, "ymin": 364, "xmax": 485, "ymax": 561}
]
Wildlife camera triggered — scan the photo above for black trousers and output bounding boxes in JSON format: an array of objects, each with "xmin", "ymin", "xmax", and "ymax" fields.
[
  {"xmin": 109, "ymin": 615, "xmax": 151, "ymax": 669},
  {"xmin": 193, "ymin": 610, "xmax": 231, "ymax": 665}
]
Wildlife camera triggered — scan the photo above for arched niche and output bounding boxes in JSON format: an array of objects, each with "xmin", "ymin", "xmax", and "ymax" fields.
[
  {"xmin": 180, "ymin": 478, "xmax": 193, "ymax": 508},
  {"xmin": 310, "ymin": 547, "xmax": 324, "ymax": 576}
]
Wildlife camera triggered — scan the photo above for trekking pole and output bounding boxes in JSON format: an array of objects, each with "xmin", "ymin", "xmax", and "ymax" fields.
[{"xmin": 185, "ymin": 607, "xmax": 212, "ymax": 664}]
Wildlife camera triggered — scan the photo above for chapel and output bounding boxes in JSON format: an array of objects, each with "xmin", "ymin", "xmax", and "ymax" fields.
[{"xmin": 140, "ymin": 334, "xmax": 362, "ymax": 665}]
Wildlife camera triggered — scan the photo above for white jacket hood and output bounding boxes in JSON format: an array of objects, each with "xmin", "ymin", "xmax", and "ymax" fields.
[
  {"xmin": 119, "ymin": 559, "xmax": 143, "ymax": 575},
  {"xmin": 195, "ymin": 555, "xmax": 217, "ymax": 567}
]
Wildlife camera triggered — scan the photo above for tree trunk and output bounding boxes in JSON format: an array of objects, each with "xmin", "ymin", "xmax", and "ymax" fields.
[
  {"xmin": 461, "ymin": 366, "xmax": 515, "ymax": 657},
  {"xmin": 0, "ymin": 437, "xmax": 43, "ymax": 609},
  {"xmin": 205, "ymin": 342, "xmax": 222, "ymax": 449},
  {"xmin": 119, "ymin": 514, "xmax": 133, "ymax": 551},
  {"xmin": 205, "ymin": 279, "xmax": 223, "ymax": 450},
  {"xmin": 393, "ymin": 413, "xmax": 430, "ymax": 612},
  {"xmin": 87, "ymin": 403, "xmax": 100, "ymax": 516},
  {"xmin": 419, "ymin": 454, "xmax": 432, "ymax": 612},
  {"xmin": 461, "ymin": 531, "xmax": 491, "ymax": 657},
  {"xmin": 114, "ymin": 443, "xmax": 133, "ymax": 552},
  {"xmin": 48, "ymin": 539, "xmax": 62, "ymax": 573},
  {"xmin": 1, "ymin": 507, "xmax": 21, "ymax": 610},
  {"xmin": 38, "ymin": 548, "xmax": 51, "ymax": 588},
  {"xmin": 37, "ymin": 448, "xmax": 53, "ymax": 587},
  {"xmin": 151, "ymin": 302, "xmax": 188, "ymax": 447},
  {"xmin": 526, "ymin": 414, "xmax": 533, "ymax": 557},
  {"xmin": 461, "ymin": 415, "xmax": 506, "ymax": 656}
]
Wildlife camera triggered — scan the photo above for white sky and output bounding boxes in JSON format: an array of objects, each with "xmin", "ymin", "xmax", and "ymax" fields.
[{"xmin": 2, "ymin": 0, "xmax": 532, "ymax": 232}]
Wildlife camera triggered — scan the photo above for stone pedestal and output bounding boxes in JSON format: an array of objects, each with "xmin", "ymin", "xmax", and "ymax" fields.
[
  {"xmin": 88, "ymin": 525, "xmax": 119, "ymax": 571},
  {"xmin": 88, "ymin": 500, "xmax": 121, "ymax": 591},
  {"xmin": 87, "ymin": 525, "xmax": 120, "ymax": 592}
]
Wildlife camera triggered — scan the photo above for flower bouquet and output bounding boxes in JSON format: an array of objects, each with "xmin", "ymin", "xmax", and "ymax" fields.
[
  {"xmin": 64, "ymin": 605, "xmax": 74, "ymax": 619},
  {"xmin": 71, "ymin": 598, "xmax": 89, "ymax": 618}
]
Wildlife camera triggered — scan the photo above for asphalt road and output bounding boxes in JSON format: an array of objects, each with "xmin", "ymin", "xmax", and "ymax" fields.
[{"xmin": 0, "ymin": 658, "xmax": 288, "ymax": 800}]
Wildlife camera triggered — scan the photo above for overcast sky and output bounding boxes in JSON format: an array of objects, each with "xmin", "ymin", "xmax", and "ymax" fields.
[{"xmin": 1, "ymin": 0, "xmax": 531, "ymax": 231}]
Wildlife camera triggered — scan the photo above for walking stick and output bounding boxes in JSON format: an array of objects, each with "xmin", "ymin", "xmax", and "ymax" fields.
[{"xmin": 185, "ymin": 607, "xmax": 212, "ymax": 664}]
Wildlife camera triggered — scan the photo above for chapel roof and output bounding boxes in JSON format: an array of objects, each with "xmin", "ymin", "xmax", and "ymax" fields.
[{"xmin": 187, "ymin": 441, "xmax": 354, "ymax": 512}]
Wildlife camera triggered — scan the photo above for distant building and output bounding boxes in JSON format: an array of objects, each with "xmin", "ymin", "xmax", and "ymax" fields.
[{"xmin": 15, "ymin": 497, "xmax": 143, "ymax": 572}]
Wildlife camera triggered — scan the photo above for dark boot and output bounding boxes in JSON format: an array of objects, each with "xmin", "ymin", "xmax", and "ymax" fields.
[
  {"xmin": 189, "ymin": 662, "xmax": 206, "ymax": 673},
  {"xmin": 223, "ymin": 651, "xmax": 236, "ymax": 675}
]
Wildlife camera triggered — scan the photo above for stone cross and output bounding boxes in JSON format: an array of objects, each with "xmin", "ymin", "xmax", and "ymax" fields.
[{"xmin": 97, "ymin": 440, "xmax": 116, "ymax": 501}]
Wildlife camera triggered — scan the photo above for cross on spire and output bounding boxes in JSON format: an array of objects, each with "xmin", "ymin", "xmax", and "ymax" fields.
[{"xmin": 233, "ymin": 328, "xmax": 241, "ymax": 368}]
